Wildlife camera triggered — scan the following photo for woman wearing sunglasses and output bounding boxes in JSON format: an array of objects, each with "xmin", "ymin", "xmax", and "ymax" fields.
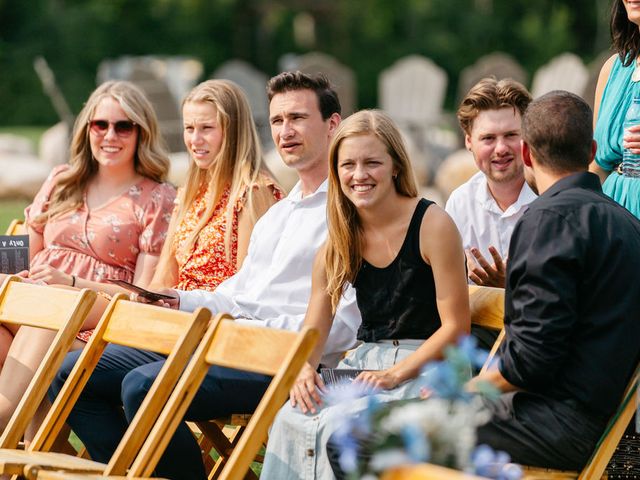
[{"xmin": 0, "ymin": 80, "xmax": 175, "ymax": 434}]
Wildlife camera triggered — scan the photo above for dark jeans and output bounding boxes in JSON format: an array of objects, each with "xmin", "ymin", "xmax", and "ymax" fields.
[
  {"xmin": 477, "ymin": 391, "xmax": 607, "ymax": 470},
  {"xmin": 48, "ymin": 344, "xmax": 271, "ymax": 480}
]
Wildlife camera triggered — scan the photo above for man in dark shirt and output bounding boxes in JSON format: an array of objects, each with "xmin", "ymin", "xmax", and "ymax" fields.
[{"xmin": 471, "ymin": 90, "xmax": 640, "ymax": 469}]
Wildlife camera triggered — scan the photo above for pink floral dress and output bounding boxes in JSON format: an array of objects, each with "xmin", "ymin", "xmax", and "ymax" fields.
[{"xmin": 25, "ymin": 164, "xmax": 176, "ymax": 341}]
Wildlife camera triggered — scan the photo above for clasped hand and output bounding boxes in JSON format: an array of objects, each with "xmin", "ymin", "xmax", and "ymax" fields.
[
  {"xmin": 22, "ymin": 265, "xmax": 73, "ymax": 285},
  {"xmin": 289, "ymin": 363, "xmax": 400, "ymax": 414}
]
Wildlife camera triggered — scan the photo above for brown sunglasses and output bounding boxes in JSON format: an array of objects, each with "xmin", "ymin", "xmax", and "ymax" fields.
[{"xmin": 88, "ymin": 119, "xmax": 137, "ymax": 137}]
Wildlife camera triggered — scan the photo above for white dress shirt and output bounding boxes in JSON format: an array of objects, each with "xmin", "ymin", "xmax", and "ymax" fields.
[
  {"xmin": 178, "ymin": 179, "xmax": 361, "ymax": 364},
  {"xmin": 445, "ymin": 171, "xmax": 537, "ymax": 264}
]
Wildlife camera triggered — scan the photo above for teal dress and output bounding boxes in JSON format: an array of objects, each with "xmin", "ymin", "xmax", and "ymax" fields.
[{"xmin": 595, "ymin": 55, "xmax": 640, "ymax": 218}]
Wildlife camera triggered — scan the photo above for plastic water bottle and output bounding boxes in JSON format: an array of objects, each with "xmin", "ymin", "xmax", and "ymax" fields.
[{"xmin": 622, "ymin": 97, "xmax": 640, "ymax": 175}]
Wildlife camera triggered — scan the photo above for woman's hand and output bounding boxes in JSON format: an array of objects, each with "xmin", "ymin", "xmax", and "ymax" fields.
[
  {"xmin": 624, "ymin": 124, "xmax": 640, "ymax": 155},
  {"xmin": 28, "ymin": 265, "xmax": 73, "ymax": 286},
  {"xmin": 289, "ymin": 362, "xmax": 325, "ymax": 414},
  {"xmin": 355, "ymin": 369, "xmax": 401, "ymax": 391}
]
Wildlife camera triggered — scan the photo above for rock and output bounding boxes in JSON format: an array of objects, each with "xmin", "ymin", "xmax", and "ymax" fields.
[
  {"xmin": 264, "ymin": 148, "xmax": 298, "ymax": 194},
  {"xmin": 39, "ymin": 122, "xmax": 70, "ymax": 167},
  {"xmin": 0, "ymin": 134, "xmax": 35, "ymax": 156},
  {"xmin": 0, "ymin": 155, "xmax": 50, "ymax": 198},
  {"xmin": 434, "ymin": 149, "xmax": 478, "ymax": 201},
  {"xmin": 167, "ymin": 152, "xmax": 190, "ymax": 188}
]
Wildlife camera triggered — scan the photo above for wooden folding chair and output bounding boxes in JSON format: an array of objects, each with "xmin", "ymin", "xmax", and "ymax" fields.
[
  {"xmin": 468, "ymin": 285, "xmax": 640, "ymax": 480},
  {"xmin": 4, "ymin": 218, "xmax": 26, "ymax": 236},
  {"xmin": 123, "ymin": 318, "xmax": 318, "ymax": 480},
  {"xmin": 382, "ymin": 462, "xmax": 489, "ymax": 479},
  {"xmin": 468, "ymin": 285, "xmax": 505, "ymax": 374},
  {"xmin": 521, "ymin": 360, "xmax": 640, "ymax": 480},
  {"xmin": 190, "ymin": 287, "xmax": 507, "ymax": 479},
  {"xmin": 0, "ymin": 293, "xmax": 212, "ymax": 479},
  {"xmin": 0, "ymin": 276, "xmax": 95, "ymax": 451}
]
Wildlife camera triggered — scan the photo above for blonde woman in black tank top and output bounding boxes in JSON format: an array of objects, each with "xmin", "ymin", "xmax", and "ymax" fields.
[{"xmin": 262, "ymin": 110, "xmax": 470, "ymax": 480}]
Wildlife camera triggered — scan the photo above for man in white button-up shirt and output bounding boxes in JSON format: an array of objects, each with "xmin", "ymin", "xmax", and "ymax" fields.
[
  {"xmin": 178, "ymin": 75, "xmax": 361, "ymax": 362},
  {"xmin": 446, "ymin": 78, "xmax": 537, "ymax": 287},
  {"xmin": 50, "ymin": 72, "xmax": 361, "ymax": 480}
]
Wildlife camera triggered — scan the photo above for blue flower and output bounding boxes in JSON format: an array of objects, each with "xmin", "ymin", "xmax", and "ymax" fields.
[
  {"xmin": 458, "ymin": 335, "xmax": 489, "ymax": 369},
  {"xmin": 420, "ymin": 361, "xmax": 464, "ymax": 400},
  {"xmin": 333, "ymin": 421, "xmax": 360, "ymax": 474},
  {"xmin": 322, "ymin": 378, "xmax": 379, "ymax": 406},
  {"xmin": 401, "ymin": 424, "xmax": 430, "ymax": 462},
  {"xmin": 472, "ymin": 444, "xmax": 522, "ymax": 479}
]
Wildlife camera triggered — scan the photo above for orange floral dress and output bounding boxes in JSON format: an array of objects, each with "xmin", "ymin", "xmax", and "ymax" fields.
[{"xmin": 172, "ymin": 177, "xmax": 284, "ymax": 292}]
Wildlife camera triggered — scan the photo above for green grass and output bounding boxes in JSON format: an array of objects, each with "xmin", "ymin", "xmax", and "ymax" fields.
[
  {"xmin": 0, "ymin": 199, "xmax": 29, "ymax": 234},
  {"xmin": 0, "ymin": 125, "xmax": 48, "ymax": 150}
]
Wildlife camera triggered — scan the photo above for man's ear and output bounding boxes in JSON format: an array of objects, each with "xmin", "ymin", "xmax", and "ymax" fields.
[
  {"xmin": 590, "ymin": 139, "xmax": 597, "ymax": 162},
  {"xmin": 328, "ymin": 113, "xmax": 341, "ymax": 136},
  {"xmin": 521, "ymin": 140, "xmax": 533, "ymax": 167},
  {"xmin": 464, "ymin": 134, "xmax": 472, "ymax": 151}
]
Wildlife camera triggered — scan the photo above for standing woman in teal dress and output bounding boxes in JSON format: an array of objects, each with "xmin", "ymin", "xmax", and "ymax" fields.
[{"xmin": 590, "ymin": 0, "xmax": 640, "ymax": 217}]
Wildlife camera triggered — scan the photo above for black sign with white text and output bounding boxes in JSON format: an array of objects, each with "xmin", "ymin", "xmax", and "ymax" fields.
[{"xmin": 0, "ymin": 235, "xmax": 29, "ymax": 274}]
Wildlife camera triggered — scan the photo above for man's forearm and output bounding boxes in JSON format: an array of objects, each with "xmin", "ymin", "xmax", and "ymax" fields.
[{"xmin": 468, "ymin": 365, "xmax": 520, "ymax": 393}]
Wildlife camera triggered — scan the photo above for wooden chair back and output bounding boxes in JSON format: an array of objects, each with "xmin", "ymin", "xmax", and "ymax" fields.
[
  {"xmin": 466, "ymin": 286, "xmax": 639, "ymax": 479},
  {"xmin": 0, "ymin": 276, "xmax": 96, "ymax": 449},
  {"xmin": 382, "ymin": 462, "xmax": 489, "ymax": 479},
  {"xmin": 6, "ymin": 294, "xmax": 212, "ymax": 479},
  {"xmin": 578, "ymin": 361, "xmax": 639, "ymax": 479},
  {"xmin": 128, "ymin": 318, "xmax": 318, "ymax": 480},
  {"xmin": 4, "ymin": 219, "xmax": 26, "ymax": 236},
  {"xmin": 468, "ymin": 285, "xmax": 505, "ymax": 373}
]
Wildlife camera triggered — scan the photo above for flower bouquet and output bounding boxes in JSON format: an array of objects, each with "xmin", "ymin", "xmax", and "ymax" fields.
[{"xmin": 324, "ymin": 337, "xmax": 523, "ymax": 479}]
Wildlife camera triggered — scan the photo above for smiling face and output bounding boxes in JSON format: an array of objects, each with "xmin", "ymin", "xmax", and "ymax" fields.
[
  {"xmin": 182, "ymin": 101, "xmax": 224, "ymax": 170},
  {"xmin": 89, "ymin": 97, "xmax": 138, "ymax": 171},
  {"xmin": 269, "ymin": 89, "xmax": 336, "ymax": 173},
  {"xmin": 624, "ymin": 0, "xmax": 640, "ymax": 25},
  {"xmin": 337, "ymin": 133, "xmax": 397, "ymax": 210},
  {"xmin": 465, "ymin": 107, "xmax": 524, "ymax": 185}
]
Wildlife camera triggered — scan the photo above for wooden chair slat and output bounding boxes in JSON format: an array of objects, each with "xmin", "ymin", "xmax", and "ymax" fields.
[
  {"xmin": 4, "ymin": 218, "xmax": 26, "ymax": 236},
  {"xmin": 204, "ymin": 321, "xmax": 301, "ymax": 376},
  {"xmin": 0, "ymin": 293, "xmax": 211, "ymax": 480},
  {"xmin": 0, "ymin": 277, "xmax": 96, "ymax": 450},
  {"xmin": 127, "ymin": 319, "xmax": 317, "ymax": 480}
]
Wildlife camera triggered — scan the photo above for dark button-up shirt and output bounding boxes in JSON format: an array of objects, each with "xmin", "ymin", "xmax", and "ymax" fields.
[{"xmin": 499, "ymin": 172, "xmax": 640, "ymax": 418}]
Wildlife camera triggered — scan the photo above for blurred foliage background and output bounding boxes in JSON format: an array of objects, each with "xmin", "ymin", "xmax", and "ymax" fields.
[{"xmin": 0, "ymin": 0, "xmax": 613, "ymax": 126}]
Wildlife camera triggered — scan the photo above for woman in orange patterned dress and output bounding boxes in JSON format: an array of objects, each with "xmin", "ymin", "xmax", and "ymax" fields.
[{"xmin": 148, "ymin": 79, "xmax": 283, "ymax": 294}]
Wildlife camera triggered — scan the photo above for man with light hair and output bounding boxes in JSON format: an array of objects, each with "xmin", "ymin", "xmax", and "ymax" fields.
[
  {"xmin": 471, "ymin": 90, "xmax": 640, "ymax": 468},
  {"xmin": 446, "ymin": 78, "xmax": 536, "ymax": 287}
]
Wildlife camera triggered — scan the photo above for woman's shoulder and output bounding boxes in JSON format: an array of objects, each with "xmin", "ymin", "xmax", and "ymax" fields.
[
  {"xmin": 42, "ymin": 163, "xmax": 71, "ymax": 187},
  {"xmin": 139, "ymin": 178, "xmax": 177, "ymax": 196},
  {"xmin": 237, "ymin": 173, "xmax": 285, "ymax": 209},
  {"xmin": 420, "ymin": 199, "xmax": 458, "ymax": 239},
  {"xmin": 251, "ymin": 172, "xmax": 285, "ymax": 194},
  {"xmin": 131, "ymin": 178, "xmax": 177, "ymax": 210},
  {"xmin": 600, "ymin": 53, "xmax": 634, "ymax": 88}
]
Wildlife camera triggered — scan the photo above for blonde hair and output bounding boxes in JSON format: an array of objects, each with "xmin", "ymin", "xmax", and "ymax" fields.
[
  {"xmin": 36, "ymin": 80, "xmax": 170, "ymax": 224},
  {"xmin": 169, "ymin": 79, "xmax": 267, "ymax": 263},
  {"xmin": 325, "ymin": 109, "xmax": 418, "ymax": 312}
]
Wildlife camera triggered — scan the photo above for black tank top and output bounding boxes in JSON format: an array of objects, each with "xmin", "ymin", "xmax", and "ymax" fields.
[{"xmin": 353, "ymin": 198, "xmax": 440, "ymax": 342}]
